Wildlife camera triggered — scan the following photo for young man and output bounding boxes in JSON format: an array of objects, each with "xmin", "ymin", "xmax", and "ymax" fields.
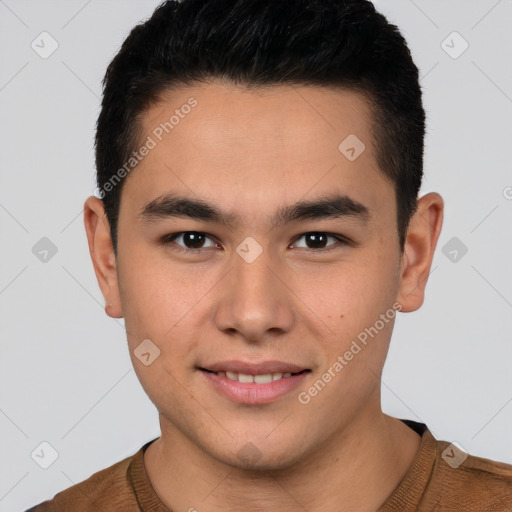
[{"xmin": 27, "ymin": 0, "xmax": 512, "ymax": 510}]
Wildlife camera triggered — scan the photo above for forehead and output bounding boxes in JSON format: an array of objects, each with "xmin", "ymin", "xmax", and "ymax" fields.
[
  {"xmin": 144, "ymin": 80, "xmax": 374, "ymax": 156},
  {"xmin": 122, "ymin": 81, "xmax": 393, "ymax": 225}
]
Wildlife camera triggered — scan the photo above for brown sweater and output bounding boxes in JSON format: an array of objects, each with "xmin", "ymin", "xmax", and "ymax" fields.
[{"xmin": 26, "ymin": 420, "xmax": 512, "ymax": 511}]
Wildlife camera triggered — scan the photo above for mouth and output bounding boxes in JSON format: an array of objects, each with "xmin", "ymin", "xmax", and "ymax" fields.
[
  {"xmin": 198, "ymin": 362, "xmax": 312, "ymax": 404},
  {"xmin": 199, "ymin": 368, "xmax": 310, "ymax": 384}
]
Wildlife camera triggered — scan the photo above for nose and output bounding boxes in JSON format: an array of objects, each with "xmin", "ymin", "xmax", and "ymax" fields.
[{"xmin": 212, "ymin": 245, "xmax": 295, "ymax": 343}]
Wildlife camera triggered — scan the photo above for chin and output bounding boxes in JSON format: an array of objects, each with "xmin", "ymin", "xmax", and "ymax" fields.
[{"xmin": 208, "ymin": 438, "xmax": 307, "ymax": 472}]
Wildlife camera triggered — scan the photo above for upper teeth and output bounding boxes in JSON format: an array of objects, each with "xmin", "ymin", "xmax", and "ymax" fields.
[{"xmin": 219, "ymin": 371, "xmax": 293, "ymax": 383}]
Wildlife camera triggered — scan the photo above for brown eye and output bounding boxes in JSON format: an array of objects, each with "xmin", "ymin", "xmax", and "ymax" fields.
[
  {"xmin": 304, "ymin": 233, "xmax": 328, "ymax": 249},
  {"xmin": 181, "ymin": 232, "xmax": 207, "ymax": 248},
  {"xmin": 291, "ymin": 232, "xmax": 349, "ymax": 250},
  {"xmin": 162, "ymin": 231, "xmax": 218, "ymax": 252}
]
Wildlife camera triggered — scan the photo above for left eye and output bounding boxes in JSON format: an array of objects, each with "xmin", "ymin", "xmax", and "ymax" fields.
[{"xmin": 291, "ymin": 232, "xmax": 346, "ymax": 250}]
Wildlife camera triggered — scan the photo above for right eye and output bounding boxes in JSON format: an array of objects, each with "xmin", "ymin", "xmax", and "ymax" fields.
[{"xmin": 160, "ymin": 231, "xmax": 221, "ymax": 253}]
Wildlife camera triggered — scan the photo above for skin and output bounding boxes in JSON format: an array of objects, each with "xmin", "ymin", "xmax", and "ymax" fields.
[{"xmin": 84, "ymin": 81, "xmax": 443, "ymax": 511}]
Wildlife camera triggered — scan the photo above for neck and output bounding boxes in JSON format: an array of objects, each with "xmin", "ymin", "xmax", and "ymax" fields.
[{"xmin": 144, "ymin": 406, "xmax": 421, "ymax": 511}]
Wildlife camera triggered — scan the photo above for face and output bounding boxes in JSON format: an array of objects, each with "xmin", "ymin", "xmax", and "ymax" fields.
[{"xmin": 85, "ymin": 81, "xmax": 438, "ymax": 470}]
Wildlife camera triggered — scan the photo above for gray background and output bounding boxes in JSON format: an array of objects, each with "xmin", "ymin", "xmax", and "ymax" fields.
[{"xmin": 1, "ymin": 0, "xmax": 511, "ymax": 510}]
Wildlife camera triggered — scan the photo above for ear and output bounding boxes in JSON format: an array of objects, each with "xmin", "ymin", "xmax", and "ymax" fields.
[
  {"xmin": 83, "ymin": 196, "xmax": 123, "ymax": 318},
  {"xmin": 396, "ymin": 192, "xmax": 444, "ymax": 313}
]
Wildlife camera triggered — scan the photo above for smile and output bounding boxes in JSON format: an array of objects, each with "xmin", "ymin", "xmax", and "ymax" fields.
[
  {"xmin": 199, "ymin": 367, "xmax": 311, "ymax": 404},
  {"xmin": 202, "ymin": 369, "xmax": 308, "ymax": 384}
]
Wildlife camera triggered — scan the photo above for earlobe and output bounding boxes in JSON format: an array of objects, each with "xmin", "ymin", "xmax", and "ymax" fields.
[
  {"xmin": 396, "ymin": 192, "xmax": 444, "ymax": 313},
  {"xmin": 83, "ymin": 196, "xmax": 124, "ymax": 319}
]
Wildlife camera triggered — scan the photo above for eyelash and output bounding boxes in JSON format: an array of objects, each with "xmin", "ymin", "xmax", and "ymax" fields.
[{"xmin": 159, "ymin": 231, "xmax": 352, "ymax": 254}]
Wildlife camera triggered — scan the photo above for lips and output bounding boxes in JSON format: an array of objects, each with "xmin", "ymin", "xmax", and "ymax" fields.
[
  {"xmin": 200, "ymin": 360, "xmax": 309, "ymax": 375},
  {"xmin": 199, "ymin": 361, "xmax": 311, "ymax": 404}
]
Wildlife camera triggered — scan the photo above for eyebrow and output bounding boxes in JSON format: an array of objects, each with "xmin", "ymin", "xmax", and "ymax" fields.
[{"xmin": 137, "ymin": 193, "xmax": 371, "ymax": 227}]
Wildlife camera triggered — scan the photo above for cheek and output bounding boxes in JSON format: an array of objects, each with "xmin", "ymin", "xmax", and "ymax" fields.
[
  {"xmin": 117, "ymin": 247, "xmax": 218, "ymax": 366},
  {"xmin": 298, "ymin": 256, "xmax": 397, "ymax": 322},
  {"xmin": 295, "ymin": 256, "xmax": 400, "ymax": 375},
  {"xmin": 118, "ymin": 245, "xmax": 191, "ymax": 319}
]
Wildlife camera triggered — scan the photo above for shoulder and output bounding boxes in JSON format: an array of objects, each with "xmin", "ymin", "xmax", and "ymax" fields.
[
  {"xmin": 381, "ymin": 420, "xmax": 512, "ymax": 511},
  {"xmin": 430, "ymin": 439, "xmax": 512, "ymax": 510},
  {"xmin": 25, "ymin": 446, "xmax": 144, "ymax": 512}
]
